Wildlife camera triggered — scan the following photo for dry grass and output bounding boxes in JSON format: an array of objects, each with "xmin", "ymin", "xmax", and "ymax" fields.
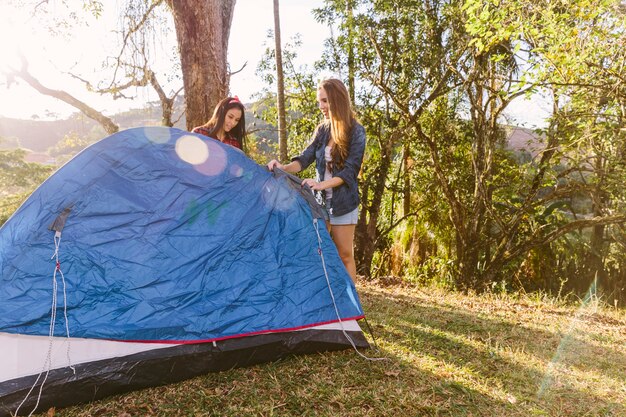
[{"xmin": 40, "ymin": 279, "xmax": 626, "ymax": 417}]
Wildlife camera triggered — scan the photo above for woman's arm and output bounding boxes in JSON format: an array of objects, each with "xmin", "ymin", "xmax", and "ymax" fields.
[
  {"xmin": 301, "ymin": 176, "xmax": 344, "ymax": 191},
  {"xmin": 267, "ymin": 159, "xmax": 302, "ymax": 173}
]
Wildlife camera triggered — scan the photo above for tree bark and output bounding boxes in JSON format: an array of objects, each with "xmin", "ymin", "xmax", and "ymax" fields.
[
  {"xmin": 166, "ymin": 0, "xmax": 236, "ymax": 130},
  {"xmin": 346, "ymin": 0, "xmax": 355, "ymax": 103},
  {"xmin": 147, "ymin": 70, "xmax": 179, "ymax": 127},
  {"xmin": 273, "ymin": 0, "xmax": 288, "ymax": 162},
  {"xmin": 402, "ymin": 140, "xmax": 411, "ymax": 216},
  {"xmin": 587, "ymin": 149, "xmax": 608, "ymax": 286}
]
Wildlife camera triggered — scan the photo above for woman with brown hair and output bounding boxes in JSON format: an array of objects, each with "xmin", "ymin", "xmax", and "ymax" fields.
[
  {"xmin": 267, "ymin": 78, "xmax": 366, "ymax": 281},
  {"xmin": 192, "ymin": 96, "xmax": 247, "ymax": 152}
]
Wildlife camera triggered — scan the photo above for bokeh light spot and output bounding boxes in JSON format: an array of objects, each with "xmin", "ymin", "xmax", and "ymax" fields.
[
  {"xmin": 193, "ymin": 139, "xmax": 227, "ymax": 177},
  {"xmin": 175, "ymin": 135, "xmax": 209, "ymax": 165},
  {"xmin": 261, "ymin": 178, "xmax": 298, "ymax": 213},
  {"xmin": 230, "ymin": 165, "xmax": 244, "ymax": 177},
  {"xmin": 144, "ymin": 127, "xmax": 172, "ymax": 144}
]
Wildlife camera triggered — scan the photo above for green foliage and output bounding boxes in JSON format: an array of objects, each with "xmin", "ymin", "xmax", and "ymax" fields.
[
  {"xmin": 82, "ymin": 0, "xmax": 104, "ymax": 17},
  {"xmin": 313, "ymin": 0, "xmax": 626, "ymax": 303},
  {"xmin": 0, "ymin": 149, "xmax": 54, "ymax": 189},
  {"xmin": 0, "ymin": 148, "xmax": 54, "ymax": 226},
  {"xmin": 0, "ymin": 192, "xmax": 31, "ymax": 226},
  {"xmin": 48, "ymin": 131, "xmax": 92, "ymax": 159}
]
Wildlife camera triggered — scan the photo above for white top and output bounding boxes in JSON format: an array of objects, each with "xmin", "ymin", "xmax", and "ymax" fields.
[{"xmin": 324, "ymin": 145, "xmax": 333, "ymax": 199}]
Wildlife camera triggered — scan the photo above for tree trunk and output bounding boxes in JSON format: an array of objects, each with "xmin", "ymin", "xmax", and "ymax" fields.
[
  {"xmin": 166, "ymin": 0, "xmax": 236, "ymax": 130},
  {"xmin": 346, "ymin": 0, "xmax": 355, "ymax": 103},
  {"xmin": 147, "ymin": 70, "xmax": 177, "ymax": 127},
  {"xmin": 587, "ymin": 153, "xmax": 608, "ymax": 286},
  {"xmin": 273, "ymin": 0, "xmax": 288, "ymax": 162},
  {"xmin": 456, "ymin": 228, "xmax": 482, "ymax": 290},
  {"xmin": 355, "ymin": 176, "xmax": 372, "ymax": 276},
  {"xmin": 402, "ymin": 140, "xmax": 411, "ymax": 216}
]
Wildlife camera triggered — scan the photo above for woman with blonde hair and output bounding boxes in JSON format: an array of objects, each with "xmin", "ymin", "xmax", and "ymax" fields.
[{"xmin": 267, "ymin": 78, "xmax": 366, "ymax": 281}]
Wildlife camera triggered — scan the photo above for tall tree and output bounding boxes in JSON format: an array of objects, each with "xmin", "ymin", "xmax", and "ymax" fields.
[
  {"xmin": 166, "ymin": 0, "xmax": 236, "ymax": 130},
  {"xmin": 345, "ymin": 0, "xmax": 355, "ymax": 103},
  {"xmin": 273, "ymin": 0, "xmax": 288, "ymax": 162},
  {"xmin": 454, "ymin": 0, "xmax": 626, "ymax": 290},
  {"xmin": 254, "ymin": 34, "xmax": 319, "ymax": 164}
]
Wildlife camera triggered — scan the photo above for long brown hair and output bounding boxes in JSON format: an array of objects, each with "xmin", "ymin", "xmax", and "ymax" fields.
[
  {"xmin": 196, "ymin": 97, "xmax": 247, "ymax": 152},
  {"xmin": 320, "ymin": 79, "xmax": 356, "ymax": 170}
]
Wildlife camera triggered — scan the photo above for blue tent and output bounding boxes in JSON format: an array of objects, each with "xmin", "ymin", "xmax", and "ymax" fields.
[{"xmin": 0, "ymin": 127, "xmax": 368, "ymax": 416}]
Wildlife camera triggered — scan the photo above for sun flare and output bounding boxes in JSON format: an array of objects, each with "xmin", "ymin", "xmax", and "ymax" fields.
[{"xmin": 0, "ymin": 6, "xmax": 25, "ymax": 73}]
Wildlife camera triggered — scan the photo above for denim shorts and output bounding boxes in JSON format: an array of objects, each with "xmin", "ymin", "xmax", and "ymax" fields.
[{"xmin": 327, "ymin": 199, "xmax": 359, "ymax": 226}]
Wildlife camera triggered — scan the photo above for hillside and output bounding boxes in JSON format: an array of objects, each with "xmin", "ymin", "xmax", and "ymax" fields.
[
  {"xmin": 0, "ymin": 116, "xmax": 99, "ymax": 153},
  {"xmin": 1, "ymin": 108, "xmax": 536, "ymax": 161},
  {"xmin": 0, "ymin": 102, "xmax": 187, "ymax": 153},
  {"xmin": 0, "ymin": 100, "xmax": 277, "ymax": 156},
  {"xmin": 33, "ymin": 280, "xmax": 625, "ymax": 417}
]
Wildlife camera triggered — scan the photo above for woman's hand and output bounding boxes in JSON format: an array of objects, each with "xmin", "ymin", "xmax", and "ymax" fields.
[
  {"xmin": 267, "ymin": 160, "xmax": 302, "ymax": 174},
  {"xmin": 301, "ymin": 178, "xmax": 325, "ymax": 191},
  {"xmin": 267, "ymin": 159, "xmax": 284, "ymax": 171},
  {"xmin": 302, "ymin": 176, "xmax": 344, "ymax": 191}
]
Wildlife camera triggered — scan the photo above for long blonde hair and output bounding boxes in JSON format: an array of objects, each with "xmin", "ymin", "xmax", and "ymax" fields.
[{"xmin": 319, "ymin": 79, "xmax": 356, "ymax": 170}]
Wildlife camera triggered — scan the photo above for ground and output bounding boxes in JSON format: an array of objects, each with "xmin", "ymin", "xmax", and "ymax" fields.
[{"xmin": 40, "ymin": 279, "xmax": 626, "ymax": 417}]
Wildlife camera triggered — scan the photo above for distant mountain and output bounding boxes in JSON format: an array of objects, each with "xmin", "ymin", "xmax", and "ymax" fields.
[
  {"xmin": 504, "ymin": 126, "xmax": 544, "ymax": 158},
  {"xmin": 1, "ymin": 103, "xmax": 541, "ymax": 162},
  {"xmin": 0, "ymin": 116, "xmax": 100, "ymax": 153},
  {"xmin": 0, "ymin": 97, "xmax": 190, "ymax": 153},
  {"xmin": 0, "ymin": 98, "xmax": 276, "ymax": 155}
]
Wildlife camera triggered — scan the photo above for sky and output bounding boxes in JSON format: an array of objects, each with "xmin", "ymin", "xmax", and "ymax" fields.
[
  {"xmin": 0, "ymin": 0, "xmax": 328, "ymax": 121},
  {"xmin": 0, "ymin": 0, "xmax": 549, "ymax": 127}
]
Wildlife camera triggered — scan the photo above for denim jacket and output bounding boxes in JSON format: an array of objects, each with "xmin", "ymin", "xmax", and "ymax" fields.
[{"xmin": 292, "ymin": 121, "xmax": 366, "ymax": 217}]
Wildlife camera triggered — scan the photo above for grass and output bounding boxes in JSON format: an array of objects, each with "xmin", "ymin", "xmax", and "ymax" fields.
[{"xmin": 38, "ymin": 278, "xmax": 626, "ymax": 417}]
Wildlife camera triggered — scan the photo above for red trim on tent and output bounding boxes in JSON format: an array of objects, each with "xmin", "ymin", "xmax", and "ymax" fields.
[{"xmin": 111, "ymin": 315, "xmax": 366, "ymax": 345}]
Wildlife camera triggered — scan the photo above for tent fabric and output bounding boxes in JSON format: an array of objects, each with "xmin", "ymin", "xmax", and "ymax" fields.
[
  {"xmin": 0, "ymin": 127, "xmax": 364, "ymax": 343},
  {"xmin": 0, "ymin": 127, "xmax": 369, "ymax": 415}
]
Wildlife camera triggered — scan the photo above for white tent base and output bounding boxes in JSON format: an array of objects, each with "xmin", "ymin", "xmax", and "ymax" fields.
[{"xmin": 1, "ymin": 320, "xmax": 368, "ymax": 416}]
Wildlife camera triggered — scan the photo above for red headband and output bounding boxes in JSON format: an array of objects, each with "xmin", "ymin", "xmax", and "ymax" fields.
[{"xmin": 229, "ymin": 96, "xmax": 241, "ymax": 105}]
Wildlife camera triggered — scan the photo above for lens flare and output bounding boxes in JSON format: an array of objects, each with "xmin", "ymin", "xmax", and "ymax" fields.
[
  {"xmin": 230, "ymin": 164, "xmax": 244, "ymax": 177},
  {"xmin": 175, "ymin": 135, "xmax": 209, "ymax": 165},
  {"xmin": 193, "ymin": 139, "xmax": 227, "ymax": 177},
  {"xmin": 261, "ymin": 178, "xmax": 299, "ymax": 213},
  {"xmin": 144, "ymin": 127, "xmax": 172, "ymax": 144},
  {"xmin": 537, "ymin": 279, "xmax": 599, "ymax": 398}
]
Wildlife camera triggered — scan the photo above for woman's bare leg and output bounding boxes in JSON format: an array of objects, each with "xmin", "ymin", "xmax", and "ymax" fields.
[{"xmin": 330, "ymin": 224, "xmax": 357, "ymax": 281}]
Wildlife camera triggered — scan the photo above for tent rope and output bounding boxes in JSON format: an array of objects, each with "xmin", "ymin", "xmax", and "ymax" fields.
[
  {"xmin": 313, "ymin": 219, "xmax": 386, "ymax": 362},
  {"xmin": 362, "ymin": 316, "xmax": 381, "ymax": 351},
  {"xmin": 14, "ymin": 231, "xmax": 74, "ymax": 417}
]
